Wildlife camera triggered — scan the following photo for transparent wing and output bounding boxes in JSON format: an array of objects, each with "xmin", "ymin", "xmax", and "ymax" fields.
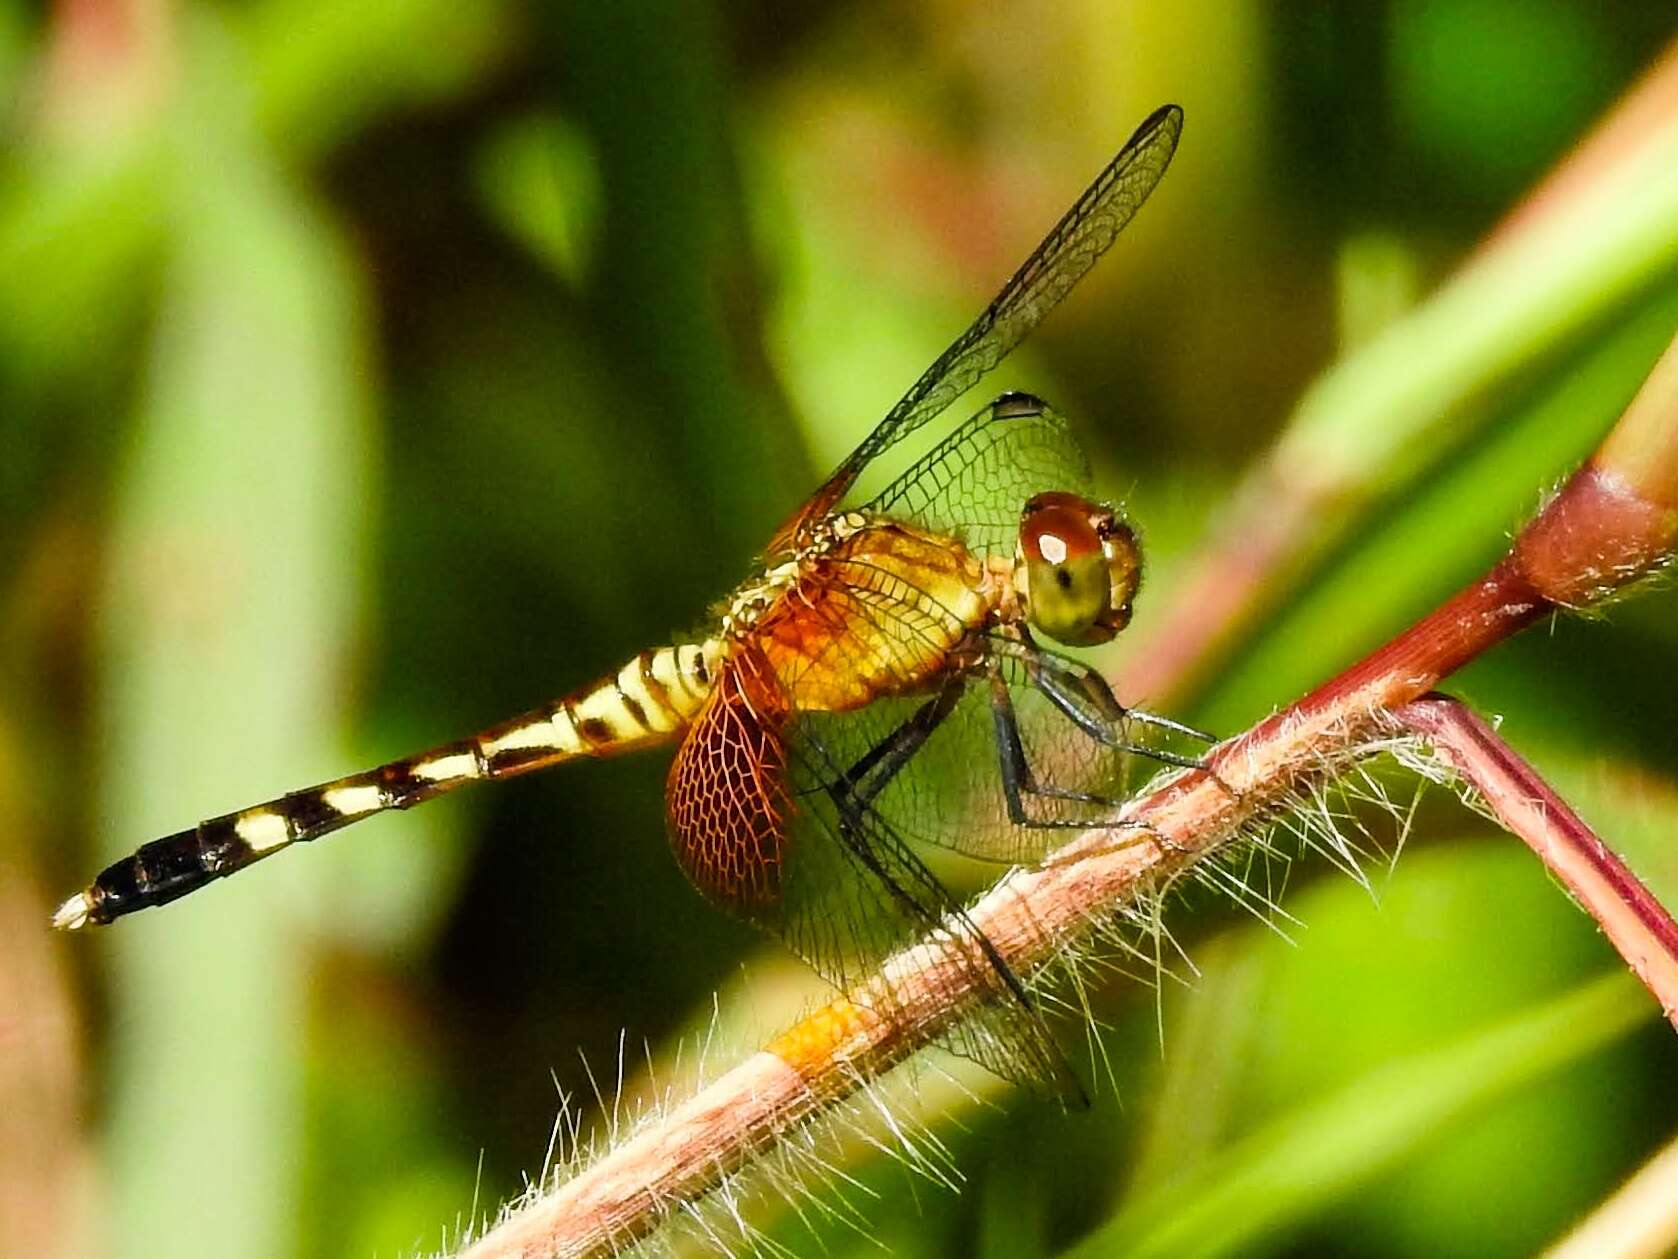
[
  {"xmin": 796, "ymin": 650, "xmax": 1160, "ymax": 869},
  {"xmin": 863, "ymin": 394, "xmax": 1092, "ymax": 562},
  {"xmin": 779, "ymin": 709, "xmax": 1078, "ymax": 1096},
  {"xmin": 666, "ymin": 643, "xmax": 1076, "ymax": 1097},
  {"xmin": 774, "ymin": 104, "xmax": 1182, "ymax": 548}
]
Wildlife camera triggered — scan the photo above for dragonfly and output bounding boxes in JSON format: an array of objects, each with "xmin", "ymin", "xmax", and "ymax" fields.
[{"xmin": 57, "ymin": 104, "xmax": 1201, "ymax": 1096}]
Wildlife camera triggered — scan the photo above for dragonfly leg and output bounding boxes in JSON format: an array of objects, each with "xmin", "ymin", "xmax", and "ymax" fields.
[
  {"xmin": 815, "ymin": 777, "xmax": 1086, "ymax": 1102},
  {"xmin": 815, "ymin": 735, "xmax": 1040, "ymax": 1027},
  {"xmin": 1033, "ymin": 656, "xmax": 1211, "ymax": 755},
  {"xmin": 986, "ymin": 635, "xmax": 1210, "ymax": 749},
  {"xmin": 818, "ymin": 681, "xmax": 1049, "ymax": 1009},
  {"xmin": 827, "ymin": 676, "xmax": 968, "ymax": 811},
  {"xmin": 988, "ymin": 668, "xmax": 1151, "ymax": 825},
  {"xmin": 986, "ymin": 636, "xmax": 1221, "ymax": 776},
  {"xmin": 986, "ymin": 666, "xmax": 1188, "ymax": 857},
  {"xmin": 1027, "ymin": 658, "xmax": 1245, "ymax": 809}
]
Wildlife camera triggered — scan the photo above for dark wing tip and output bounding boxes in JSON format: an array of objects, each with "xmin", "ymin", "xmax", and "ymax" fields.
[
  {"xmin": 992, "ymin": 390, "xmax": 1047, "ymax": 419},
  {"xmin": 1145, "ymin": 102, "xmax": 1185, "ymax": 133},
  {"xmin": 1130, "ymin": 103, "xmax": 1185, "ymax": 164}
]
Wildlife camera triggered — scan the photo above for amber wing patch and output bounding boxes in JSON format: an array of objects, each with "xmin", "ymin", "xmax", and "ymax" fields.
[
  {"xmin": 756, "ymin": 522, "xmax": 981, "ymax": 713},
  {"xmin": 666, "ymin": 644, "xmax": 790, "ymax": 913}
]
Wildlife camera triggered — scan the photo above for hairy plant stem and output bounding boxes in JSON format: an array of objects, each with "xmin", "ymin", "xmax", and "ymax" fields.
[
  {"xmin": 461, "ymin": 330, "xmax": 1678, "ymax": 1258},
  {"xmin": 1398, "ymin": 696, "xmax": 1678, "ymax": 1031}
]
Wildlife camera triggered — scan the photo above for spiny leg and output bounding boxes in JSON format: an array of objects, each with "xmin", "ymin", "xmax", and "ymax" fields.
[
  {"xmin": 57, "ymin": 645, "xmax": 712, "ymax": 928},
  {"xmin": 816, "ymin": 768, "xmax": 1086, "ymax": 1103},
  {"xmin": 1025, "ymin": 655, "xmax": 1246, "ymax": 811},
  {"xmin": 986, "ymin": 666, "xmax": 1159, "ymax": 833},
  {"xmin": 987, "ymin": 635, "xmax": 1214, "ymax": 770},
  {"xmin": 826, "ymin": 783, "xmax": 1044, "ymax": 1025},
  {"xmin": 828, "ymin": 677, "xmax": 968, "ymax": 811},
  {"xmin": 818, "ymin": 682, "xmax": 1046, "ymax": 1018}
]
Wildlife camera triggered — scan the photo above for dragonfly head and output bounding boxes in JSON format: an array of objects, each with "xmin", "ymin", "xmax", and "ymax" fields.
[{"xmin": 1016, "ymin": 491, "xmax": 1141, "ymax": 646}]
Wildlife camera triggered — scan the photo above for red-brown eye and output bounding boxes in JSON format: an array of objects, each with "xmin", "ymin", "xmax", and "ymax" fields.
[
  {"xmin": 1017, "ymin": 492, "xmax": 1141, "ymax": 646},
  {"xmin": 1020, "ymin": 492, "xmax": 1105, "ymax": 568}
]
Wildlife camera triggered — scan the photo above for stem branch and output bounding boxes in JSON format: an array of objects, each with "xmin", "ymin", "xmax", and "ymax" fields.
[{"xmin": 463, "ymin": 328, "xmax": 1678, "ymax": 1259}]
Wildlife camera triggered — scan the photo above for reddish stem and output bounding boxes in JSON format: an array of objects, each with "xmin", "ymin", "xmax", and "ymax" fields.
[
  {"xmin": 463, "ymin": 328, "xmax": 1678, "ymax": 1259},
  {"xmin": 1399, "ymin": 696, "xmax": 1678, "ymax": 1032}
]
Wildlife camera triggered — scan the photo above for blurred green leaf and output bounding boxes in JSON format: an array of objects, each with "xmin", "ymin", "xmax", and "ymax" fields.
[
  {"xmin": 1392, "ymin": 0, "xmax": 1612, "ymax": 187},
  {"xmin": 475, "ymin": 111, "xmax": 602, "ymax": 290},
  {"xmin": 1208, "ymin": 287, "xmax": 1678, "ymax": 730},
  {"xmin": 0, "ymin": 139, "xmax": 165, "ymax": 380},
  {"xmin": 1070, "ymin": 970, "xmax": 1649, "ymax": 1259},
  {"xmin": 244, "ymin": 0, "xmax": 507, "ymax": 156}
]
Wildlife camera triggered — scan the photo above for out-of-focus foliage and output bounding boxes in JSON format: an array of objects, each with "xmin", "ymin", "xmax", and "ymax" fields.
[{"xmin": 3, "ymin": 4, "xmax": 1677, "ymax": 1258}]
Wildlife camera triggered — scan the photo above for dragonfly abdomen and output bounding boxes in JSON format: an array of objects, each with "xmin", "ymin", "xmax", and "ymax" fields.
[
  {"xmin": 473, "ymin": 641, "xmax": 719, "ymax": 770},
  {"xmin": 55, "ymin": 643, "xmax": 719, "ymax": 929}
]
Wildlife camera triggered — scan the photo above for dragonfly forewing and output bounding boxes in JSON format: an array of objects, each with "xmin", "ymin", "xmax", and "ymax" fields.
[{"xmin": 772, "ymin": 103, "xmax": 1182, "ymax": 549}]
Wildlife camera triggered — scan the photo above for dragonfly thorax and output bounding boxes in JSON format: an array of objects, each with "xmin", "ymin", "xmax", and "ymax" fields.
[
  {"xmin": 718, "ymin": 558, "xmax": 799, "ymax": 637},
  {"xmin": 718, "ymin": 512, "xmax": 871, "ymax": 638}
]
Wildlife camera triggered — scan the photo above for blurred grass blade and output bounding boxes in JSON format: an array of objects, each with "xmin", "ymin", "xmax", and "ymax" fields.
[
  {"xmin": 0, "ymin": 737, "xmax": 84, "ymax": 1259},
  {"xmin": 1206, "ymin": 287, "xmax": 1678, "ymax": 725},
  {"xmin": 474, "ymin": 112, "xmax": 603, "ymax": 290},
  {"xmin": 0, "ymin": 0, "xmax": 500, "ymax": 394},
  {"xmin": 97, "ymin": 27, "xmax": 373, "ymax": 1259},
  {"xmin": 1542, "ymin": 1126, "xmax": 1678, "ymax": 1259},
  {"xmin": 1122, "ymin": 44, "xmax": 1678, "ymax": 703},
  {"xmin": 244, "ymin": 0, "xmax": 506, "ymax": 154},
  {"xmin": 1065, "ymin": 972, "xmax": 1649, "ymax": 1259},
  {"xmin": 0, "ymin": 141, "xmax": 165, "ymax": 382}
]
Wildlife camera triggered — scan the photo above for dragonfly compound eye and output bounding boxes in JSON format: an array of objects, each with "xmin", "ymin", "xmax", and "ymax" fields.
[{"xmin": 1018, "ymin": 492, "xmax": 1141, "ymax": 646}]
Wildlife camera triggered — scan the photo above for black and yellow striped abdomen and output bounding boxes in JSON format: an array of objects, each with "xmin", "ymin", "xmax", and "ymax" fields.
[{"xmin": 56, "ymin": 643, "xmax": 720, "ymax": 928}]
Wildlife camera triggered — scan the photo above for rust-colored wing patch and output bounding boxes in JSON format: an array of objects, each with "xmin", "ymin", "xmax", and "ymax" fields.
[
  {"xmin": 757, "ymin": 521, "xmax": 984, "ymax": 713},
  {"xmin": 666, "ymin": 644, "xmax": 790, "ymax": 913}
]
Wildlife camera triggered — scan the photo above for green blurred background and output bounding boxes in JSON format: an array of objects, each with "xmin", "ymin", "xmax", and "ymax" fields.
[{"xmin": 4, "ymin": 3, "xmax": 1678, "ymax": 1257}]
